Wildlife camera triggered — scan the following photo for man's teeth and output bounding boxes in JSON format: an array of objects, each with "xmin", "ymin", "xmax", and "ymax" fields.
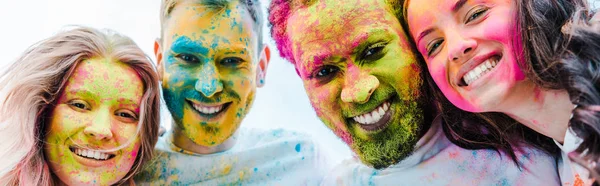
[
  {"xmin": 193, "ymin": 103, "xmax": 224, "ymax": 114},
  {"xmin": 353, "ymin": 102, "xmax": 390, "ymax": 125},
  {"xmin": 74, "ymin": 148, "xmax": 111, "ymax": 160},
  {"xmin": 463, "ymin": 58, "xmax": 499, "ymax": 85}
]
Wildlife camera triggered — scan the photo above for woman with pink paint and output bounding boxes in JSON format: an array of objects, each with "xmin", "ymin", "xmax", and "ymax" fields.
[
  {"xmin": 404, "ymin": 0, "xmax": 600, "ymax": 184},
  {"xmin": 0, "ymin": 26, "xmax": 161, "ymax": 185}
]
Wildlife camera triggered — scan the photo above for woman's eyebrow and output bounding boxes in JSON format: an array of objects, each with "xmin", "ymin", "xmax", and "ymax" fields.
[{"xmin": 452, "ymin": 0, "xmax": 469, "ymax": 13}]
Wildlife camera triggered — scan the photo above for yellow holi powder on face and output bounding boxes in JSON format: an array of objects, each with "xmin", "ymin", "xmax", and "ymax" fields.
[
  {"xmin": 161, "ymin": 1, "xmax": 260, "ymax": 148},
  {"xmin": 43, "ymin": 57, "xmax": 143, "ymax": 185}
]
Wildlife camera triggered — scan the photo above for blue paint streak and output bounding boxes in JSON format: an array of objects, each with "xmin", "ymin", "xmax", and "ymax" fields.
[
  {"xmin": 295, "ymin": 143, "xmax": 301, "ymax": 152},
  {"xmin": 170, "ymin": 36, "xmax": 209, "ymax": 56}
]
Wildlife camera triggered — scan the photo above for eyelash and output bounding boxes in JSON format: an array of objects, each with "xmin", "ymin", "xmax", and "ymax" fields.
[
  {"xmin": 465, "ymin": 7, "xmax": 488, "ymax": 24},
  {"xmin": 116, "ymin": 111, "xmax": 138, "ymax": 121},
  {"xmin": 68, "ymin": 100, "xmax": 90, "ymax": 111},
  {"xmin": 425, "ymin": 7, "xmax": 489, "ymax": 57},
  {"xmin": 311, "ymin": 65, "xmax": 340, "ymax": 84},
  {"xmin": 426, "ymin": 39, "xmax": 444, "ymax": 57},
  {"xmin": 176, "ymin": 53, "xmax": 200, "ymax": 64},
  {"xmin": 220, "ymin": 57, "xmax": 245, "ymax": 66},
  {"xmin": 360, "ymin": 42, "xmax": 387, "ymax": 62}
]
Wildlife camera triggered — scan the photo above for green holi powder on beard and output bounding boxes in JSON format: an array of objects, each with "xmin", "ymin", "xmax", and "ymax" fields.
[{"xmin": 350, "ymin": 99, "xmax": 424, "ymax": 169}]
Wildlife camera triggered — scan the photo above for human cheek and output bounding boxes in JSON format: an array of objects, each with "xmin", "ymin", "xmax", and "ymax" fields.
[{"xmin": 427, "ymin": 60, "xmax": 477, "ymax": 111}]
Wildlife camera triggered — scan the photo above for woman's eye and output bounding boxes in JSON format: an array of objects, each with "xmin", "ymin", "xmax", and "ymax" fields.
[
  {"xmin": 313, "ymin": 65, "xmax": 339, "ymax": 83},
  {"xmin": 116, "ymin": 110, "xmax": 138, "ymax": 122},
  {"xmin": 427, "ymin": 39, "xmax": 444, "ymax": 57},
  {"xmin": 466, "ymin": 8, "xmax": 488, "ymax": 23},
  {"xmin": 362, "ymin": 43, "xmax": 386, "ymax": 60},
  {"xmin": 221, "ymin": 57, "xmax": 244, "ymax": 66},
  {"xmin": 68, "ymin": 100, "xmax": 90, "ymax": 111},
  {"xmin": 176, "ymin": 53, "xmax": 200, "ymax": 63}
]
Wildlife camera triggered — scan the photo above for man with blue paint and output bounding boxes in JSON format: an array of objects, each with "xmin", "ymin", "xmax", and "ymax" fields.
[{"xmin": 134, "ymin": 0, "xmax": 326, "ymax": 184}]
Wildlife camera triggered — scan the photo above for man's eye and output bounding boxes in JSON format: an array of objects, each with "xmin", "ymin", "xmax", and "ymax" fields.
[
  {"xmin": 466, "ymin": 7, "xmax": 488, "ymax": 23},
  {"xmin": 220, "ymin": 57, "xmax": 244, "ymax": 66},
  {"xmin": 362, "ymin": 43, "xmax": 386, "ymax": 60},
  {"xmin": 313, "ymin": 65, "xmax": 339, "ymax": 83},
  {"xmin": 427, "ymin": 39, "xmax": 444, "ymax": 57},
  {"xmin": 176, "ymin": 54, "xmax": 200, "ymax": 63}
]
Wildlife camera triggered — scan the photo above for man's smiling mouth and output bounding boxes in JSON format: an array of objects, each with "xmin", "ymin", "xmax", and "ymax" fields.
[
  {"xmin": 349, "ymin": 96, "xmax": 395, "ymax": 132},
  {"xmin": 186, "ymin": 100, "xmax": 232, "ymax": 118}
]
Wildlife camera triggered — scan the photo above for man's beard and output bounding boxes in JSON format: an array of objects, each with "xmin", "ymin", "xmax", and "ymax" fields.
[{"xmin": 348, "ymin": 98, "xmax": 427, "ymax": 169}]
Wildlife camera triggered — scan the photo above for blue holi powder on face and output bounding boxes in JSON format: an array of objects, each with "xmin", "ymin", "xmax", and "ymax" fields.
[
  {"xmin": 170, "ymin": 35, "xmax": 209, "ymax": 56},
  {"xmin": 295, "ymin": 144, "xmax": 301, "ymax": 152},
  {"xmin": 221, "ymin": 38, "xmax": 231, "ymax": 44},
  {"xmin": 211, "ymin": 36, "xmax": 220, "ymax": 50},
  {"xmin": 202, "ymin": 30, "xmax": 209, "ymax": 34},
  {"xmin": 225, "ymin": 9, "xmax": 231, "ymax": 16},
  {"xmin": 254, "ymin": 167, "xmax": 258, "ymax": 172},
  {"xmin": 163, "ymin": 87, "xmax": 185, "ymax": 119},
  {"xmin": 195, "ymin": 63, "xmax": 222, "ymax": 97}
]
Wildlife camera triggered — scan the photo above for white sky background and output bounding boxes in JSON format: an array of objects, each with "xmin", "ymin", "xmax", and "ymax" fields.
[
  {"xmin": 0, "ymin": 0, "xmax": 598, "ymax": 169},
  {"xmin": 0, "ymin": 0, "xmax": 352, "ymax": 165}
]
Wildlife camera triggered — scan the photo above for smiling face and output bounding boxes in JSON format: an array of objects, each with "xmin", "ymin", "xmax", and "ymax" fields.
[
  {"xmin": 407, "ymin": 0, "xmax": 528, "ymax": 112},
  {"xmin": 159, "ymin": 1, "xmax": 262, "ymax": 146},
  {"xmin": 44, "ymin": 58, "xmax": 143, "ymax": 185},
  {"xmin": 287, "ymin": 0, "xmax": 426, "ymax": 169}
]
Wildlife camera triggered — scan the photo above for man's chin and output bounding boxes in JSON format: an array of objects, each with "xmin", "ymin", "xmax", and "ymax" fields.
[
  {"xmin": 347, "ymin": 120, "xmax": 420, "ymax": 169},
  {"xmin": 352, "ymin": 139, "xmax": 417, "ymax": 169},
  {"xmin": 182, "ymin": 125, "xmax": 237, "ymax": 147}
]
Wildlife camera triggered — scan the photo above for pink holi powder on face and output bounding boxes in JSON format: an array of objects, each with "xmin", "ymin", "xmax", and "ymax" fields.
[{"xmin": 335, "ymin": 128, "xmax": 353, "ymax": 145}]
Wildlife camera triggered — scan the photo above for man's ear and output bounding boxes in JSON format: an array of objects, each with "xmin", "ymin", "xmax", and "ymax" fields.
[
  {"xmin": 256, "ymin": 44, "xmax": 271, "ymax": 88},
  {"xmin": 154, "ymin": 39, "xmax": 164, "ymax": 80}
]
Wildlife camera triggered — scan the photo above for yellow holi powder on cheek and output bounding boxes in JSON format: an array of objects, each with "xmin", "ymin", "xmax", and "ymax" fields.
[
  {"xmin": 161, "ymin": 2, "xmax": 260, "ymax": 148},
  {"xmin": 44, "ymin": 58, "xmax": 144, "ymax": 185}
]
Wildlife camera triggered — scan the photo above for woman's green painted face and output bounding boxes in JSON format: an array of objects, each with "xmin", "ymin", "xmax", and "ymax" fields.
[{"xmin": 44, "ymin": 58, "xmax": 143, "ymax": 185}]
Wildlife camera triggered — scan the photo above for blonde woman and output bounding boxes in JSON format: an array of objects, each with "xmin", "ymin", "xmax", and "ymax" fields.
[{"xmin": 0, "ymin": 26, "xmax": 160, "ymax": 185}]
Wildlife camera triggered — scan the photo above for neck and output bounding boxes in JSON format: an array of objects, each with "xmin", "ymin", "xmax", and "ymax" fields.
[
  {"xmin": 500, "ymin": 82, "xmax": 573, "ymax": 143},
  {"xmin": 171, "ymin": 120, "xmax": 237, "ymax": 154}
]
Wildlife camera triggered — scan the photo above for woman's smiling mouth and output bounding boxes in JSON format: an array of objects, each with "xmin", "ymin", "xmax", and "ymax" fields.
[
  {"xmin": 458, "ymin": 54, "xmax": 502, "ymax": 87},
  {"xmin": 69, "ymin": 147, "xmax": 115, "ymax": 161}
]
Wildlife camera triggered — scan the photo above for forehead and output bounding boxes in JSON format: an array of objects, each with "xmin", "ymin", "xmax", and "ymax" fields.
[
  {"xmin": 287, "ymin": 0, "xmax": 402, "ymax": 67},
  {"xmin": 67, "ymin": 58, "xmax": 144, "ymax": 102},
  {"xmin": 163, "ymin": 1, "xmax": 258, "ymax": 50}
]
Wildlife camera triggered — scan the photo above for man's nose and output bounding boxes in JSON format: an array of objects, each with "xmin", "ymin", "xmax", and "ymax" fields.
[
  {"xmin": 195, "ymin": 63, "xmax": 223, "ymax": 98},
  {"xmin": 341, "ymin": 64, "xmax": 379, "ymax": 104}
]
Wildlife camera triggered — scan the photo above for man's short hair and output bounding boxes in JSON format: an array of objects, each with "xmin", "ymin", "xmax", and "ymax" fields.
[
  {"xmin": 160, "ymin": 0, "xmax": 264, "ymax": 49},
  {"xmin": 268, "ymin": 0, "xmax": 404, "ymax": 65}
]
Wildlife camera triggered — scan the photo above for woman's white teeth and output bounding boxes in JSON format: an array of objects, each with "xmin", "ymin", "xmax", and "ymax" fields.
[
  {"xmin": 193, "ymin": 104, "xmax": 224, "ymax": 114},
  {"xmin": 353, "ymin": 102, "xmax": 390, "ymax": 125},
  {"xmin": 74, "ymin": 148, "xmax": 110, "ymax": 160},
  {"xmin": 463, "ymin": 58, "xmax": 499, "ymax": 85}
]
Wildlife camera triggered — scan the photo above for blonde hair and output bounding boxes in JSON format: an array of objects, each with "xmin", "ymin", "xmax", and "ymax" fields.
[{"xmin": 0, "ymin": 26, "xmax": 160, "ymax": 185}]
